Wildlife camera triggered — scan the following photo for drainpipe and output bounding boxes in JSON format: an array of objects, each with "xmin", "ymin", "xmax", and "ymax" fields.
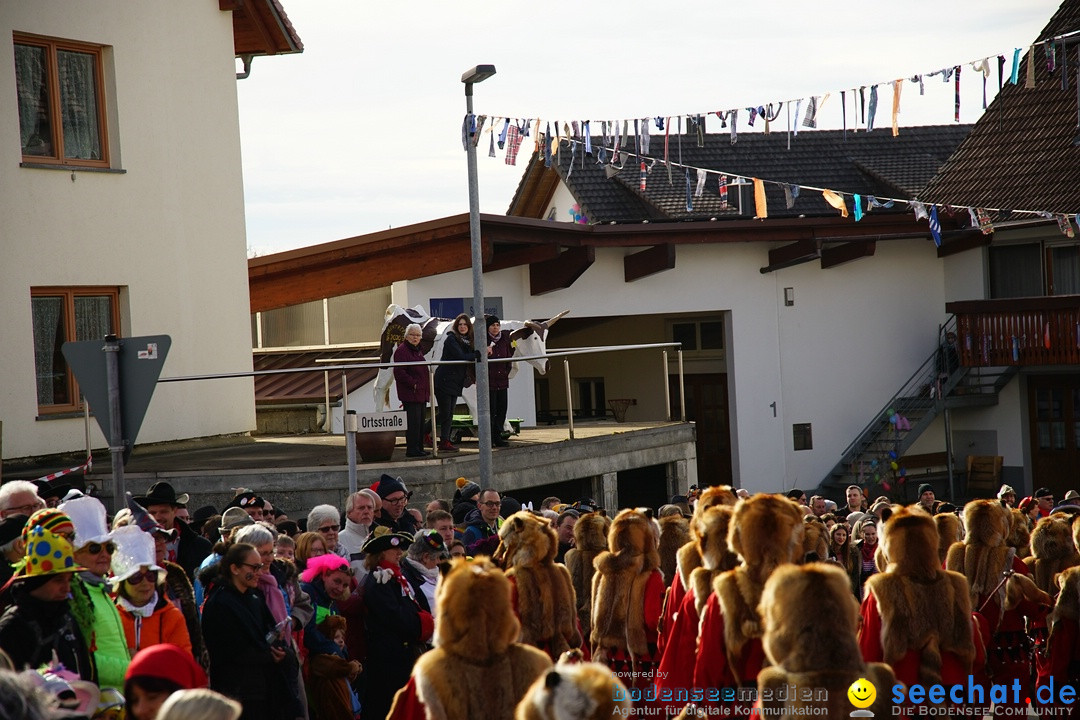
[{"xmin": 236, "ymin": 55, "xmax": 254, "ymax": 80}]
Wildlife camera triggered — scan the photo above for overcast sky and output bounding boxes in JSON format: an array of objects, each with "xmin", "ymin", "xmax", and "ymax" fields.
[{"xmin": 236, "ymin": 1, "xmax": 1062, "ymax": 257}]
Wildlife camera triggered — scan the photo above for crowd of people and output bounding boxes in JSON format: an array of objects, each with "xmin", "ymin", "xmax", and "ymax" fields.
[{"xmin": 1, "ymin": 471, "xmax": 1079, "ymax": 719}]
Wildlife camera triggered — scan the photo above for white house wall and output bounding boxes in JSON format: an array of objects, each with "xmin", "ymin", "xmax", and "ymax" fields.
[
  {"xmin": 401, "ymin": 233, "xmax": 948, "ymax": 493},
  {"xmin": 0, "ymin": 4, "xmax": 255, "ymax": 459}
]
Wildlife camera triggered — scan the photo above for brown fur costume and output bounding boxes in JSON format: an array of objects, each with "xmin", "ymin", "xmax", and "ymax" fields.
[
  {"xmin": 934, "ymin": 512, "xmax": 961, "ymax": 566},
  {"xmin": 391, "ymin": 557, "xmax": 552, "ymax": 720},
  {"xmin": 1007, "ymin": 507, "xmax": 1033, "ymax": 559},
  {"xmin": 496, "ymin": 511, "xmax": 582, "ymax": 660},
  {"xmin": 687, "ymin": 506, "xmax": 738, "ymax": 616},
  {"xmin": 802, "ymin": 516, "xmax": 829, "ymax": 563},
  {"xmin": 946, "ymin": 500, "xmax": 1028, "ymax": 622},
  {"xmin": 1050, "ymin": 565, "xmax": 1080, "ymax": 628},
  {"xmin": 590, "ymin": 508, "xmax": 662, "ymax": 662},
  {"xmin": 564, "ymin": 513, "xmax": 609, "ymax": 639},
  {"xmin": 307, "ymin": 615, "xmax": 360, "ymax": 720},
  {"xmin": 515, "ymin": 656, "xmax": 631, "ymax": 720},
  {"xmin": 866, "ymin": 507, "xmax": 974, "ymax": 685},
  {"xmin": 674, "ymin": 485, "xmax": 738, "ymax": 591},
  {"xmin": 657, "ymin": 514, "xmax": 690, "ymax": 584},
  {"xmin": 758, "ymin": 563, "xmax": 896, "ymax": 718},
  {"xmin": 711, "ymin": 494, "xmax": 805, "ymax": 684},
  {"xmin": 1024, "ymin": 515, "xmax": 1080, "ymax": 596}
]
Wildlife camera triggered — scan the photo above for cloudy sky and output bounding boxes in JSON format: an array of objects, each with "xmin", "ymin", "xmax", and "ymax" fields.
[{"xmin": 236, "ymin": 0, "xmax": 1061, "ymax": 257}]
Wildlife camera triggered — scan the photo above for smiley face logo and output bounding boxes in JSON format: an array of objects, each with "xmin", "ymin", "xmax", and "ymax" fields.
[{"xmin": 847, "ymin": 678, "xmax": 876, "ymax": 709}]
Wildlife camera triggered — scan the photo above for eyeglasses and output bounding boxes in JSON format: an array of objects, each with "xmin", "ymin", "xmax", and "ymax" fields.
[
  {"xmin": 317, "ymin": 525, "xmax": 340, "ymax": 533},
  {"xmin": 239, "ymin": 562, "xmax": 262, "ymax": 571},
  {"xmin": 126, "ymin": 569, "xmax": 156, "ymax": 585},
  {"xmin": 384, "ymin": 495, "xmax": 408, "ymax": 505},
  {"xmin": 479, "ymin": 501, "xmax": 501, "ymax": 508},
  {"xmin": 5, "ymin": 500, "xmax": 45, "ymax": 516},
  {"xmin": 85, "ymin": 541, "xmax": 116, "ymax": 555}
]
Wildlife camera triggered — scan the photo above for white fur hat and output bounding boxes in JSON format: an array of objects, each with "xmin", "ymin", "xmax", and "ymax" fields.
[
  {"xmin": 110, "ymin": 525, "xmax": 165, "ymax": 585},
  {"xmin": 59, "ymin": 495, "xmax": 111, "ymax": 549}
]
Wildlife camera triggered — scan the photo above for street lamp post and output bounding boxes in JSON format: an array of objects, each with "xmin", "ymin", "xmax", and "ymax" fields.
[{"xmin": 462, "ymin": 64, "xmax": 496, "ymax": 486}]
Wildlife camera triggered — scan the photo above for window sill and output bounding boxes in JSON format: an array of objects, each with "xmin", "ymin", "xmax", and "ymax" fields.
[
  {"xmin": 20, "ymin": 162, "xmax": 125, "ymax": 174},
  {"xmin": 36, "ymin": 410, "xmax": 92, "ymax": 421}
]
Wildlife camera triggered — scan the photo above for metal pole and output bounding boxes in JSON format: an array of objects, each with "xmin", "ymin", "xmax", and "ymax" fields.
[
  {"xmin": 662, "ymin": 351, "xmax": 671, "ymax": 421},
  {"xmin": 345, "ymin": 410, "xmax": 358, "ymax": 496},
  {"xmin": 944, "ymin": 407, "xmax": 955, "ymax": 501},
  {"xmin": 465, "ymin": 80, "xmax": 493, "ymax": 486},
  {"xmin": 563, "ymin": 358, "xmax": 575, "ymax": 440},
  {"xmin": 678, "ymin": 349, "xmax": 686, "ymax": 421},
  {"xmin": 323, "ymin": 370, "xmax": 331, "ymax": 433},
  {"xmin": 429, "ymin": 365, "xmax": 438, "ymax": 458},
  {"xmin": 103, "ymin": 335, "xmax": 125, "ymax": 510}
]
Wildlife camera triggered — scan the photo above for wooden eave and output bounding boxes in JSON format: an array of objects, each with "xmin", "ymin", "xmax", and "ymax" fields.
[
  {"xmin": 221, "ymin": 0, "xmax": 303, "ymax": 57},
  {"xmin": 508, "ymin": 163, "xmax": 562, "ymax": 219},
  {"xmin": 249, "ymin": 212, "xmax": 958, "ymax": 313}
]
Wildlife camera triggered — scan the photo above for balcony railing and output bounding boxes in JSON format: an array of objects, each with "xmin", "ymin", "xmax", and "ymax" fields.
[{"xmin": 945, "ymin": 296, "xmax": 1080, "ymax": 367}]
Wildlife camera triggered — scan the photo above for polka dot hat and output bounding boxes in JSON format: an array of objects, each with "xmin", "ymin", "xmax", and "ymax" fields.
[{"xmin": 14, "ymin": 525, "xmax": 86, "ymax": 580}]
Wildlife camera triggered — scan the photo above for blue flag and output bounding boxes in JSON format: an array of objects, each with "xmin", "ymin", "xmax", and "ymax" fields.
[{"xmin": 929, "ymin": 205, "xmax": 942, "ymax": 247}]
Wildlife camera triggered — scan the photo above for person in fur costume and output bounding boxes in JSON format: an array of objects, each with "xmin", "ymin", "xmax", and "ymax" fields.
[
  {"xmin": 801, "ymin": 515, "xmax": 829, "ymax": 563},
  {"xmin": 757, "ymin": 563, "xmax": 895, "ymax": 719},
  {"xmin": 859, "ymin": 507, "xmax": 975, "ymax": 688},
  {"xmin": 1037, "ymin": 565, "xmax": 1080, "ymax": 708},
  {"xmin": 515, "ymin": 653, "xmax": 631, "ymax": 720},
  {"xmin": 388, "ymin": 557, "xmax": 551, "ymax": 720},
  {"xmin": 1006, "ymin": 507, "xmax": 1033, "ymax": 560},
  {"xmin": 655, "ymin": 505, "xmax": 737, "ymax": 712},
  {"xmin": 563, "ymin": 512, "xmax": 609, "ymax": 640},
  {"xmin": 657, "ymin": 514, "xmax": 689, "ymax": 585},
  {"xmin": 1025, "ymin": 515, "xmax": 1080, "ymax": 597},
  {"xmin": 589, "ymin": 508, "xmax": 665, "ymax": 689},
  {"xmin": 307, "ymin": 615, "xmax": 361, "ymax": 720},
  {"xmin": 945, "ymin": 499, "xmax": 1050, "ymax": 705},
  {"xmin": 689, "ymin": 494, "xmax": 804, "ymax": 715},
  {"xmin": 934, "ymin": 512, "xmax": 961, "ymax": 566},
  {"xmin": 494, "ymin": 511, "xmax": 582, "ymax": 661},
  {"xmin": 657, "ymin": 485, "xmax": 736, "ymax": 656}
]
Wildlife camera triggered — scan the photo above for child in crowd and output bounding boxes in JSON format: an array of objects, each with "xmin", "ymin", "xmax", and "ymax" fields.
[
  {"xmin": 306, "ymin": 615, "xmax": 361, "ymax": 720},
  {"xmin": 274, "ymin": 534, "xmax": 296, "ymax": 562}
]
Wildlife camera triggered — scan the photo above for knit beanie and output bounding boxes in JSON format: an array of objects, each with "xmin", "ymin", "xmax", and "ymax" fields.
[
  {"xmin": 125, "ymin": 643, "xmax": 208, "ymax": 689},
  {"xmin": 372, "ymin": 474, "xmax": 407, "ymax": 499}
]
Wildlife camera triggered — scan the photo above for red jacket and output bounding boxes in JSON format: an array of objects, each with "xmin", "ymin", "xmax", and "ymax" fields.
[{"xmin": 393, "ymin": 341, "xmax": 429, "ymax": 403}]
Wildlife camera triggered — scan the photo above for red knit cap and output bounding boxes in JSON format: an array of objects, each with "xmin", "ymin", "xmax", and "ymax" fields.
[{"xmin": 125, "ymin": 643, "xmax": 208, "ymax": 689}]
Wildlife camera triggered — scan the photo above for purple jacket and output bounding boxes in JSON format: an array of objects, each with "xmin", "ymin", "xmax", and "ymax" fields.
[
  {"xmin": 393, "ymin": 341, "xmax": 430, "ymax": 403},
  {"xmin": 487, "ymin": 330, "xmax": 514, "ymax": 390}
]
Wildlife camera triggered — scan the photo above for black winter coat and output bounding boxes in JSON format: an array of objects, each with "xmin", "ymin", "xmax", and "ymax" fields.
[
  {"xmin": 0, "ymin": 586, "xmax": 95, "ymax": 681},
  {"xmin": 434, "ymin": 332, "xmax": 474, "ymax": 397}
]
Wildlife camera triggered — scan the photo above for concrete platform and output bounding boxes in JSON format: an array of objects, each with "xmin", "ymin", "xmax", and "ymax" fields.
[{"xmin": 72, "ymin": 420, "xmax": 697, "ymax": 516}]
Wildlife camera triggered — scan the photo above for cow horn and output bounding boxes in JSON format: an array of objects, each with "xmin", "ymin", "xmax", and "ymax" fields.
[{"xmin": 542, "ymin": 310, "xmax": 570, "ymax": 329}]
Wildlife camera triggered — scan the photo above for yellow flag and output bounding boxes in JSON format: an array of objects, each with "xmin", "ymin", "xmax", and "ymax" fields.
[
  {"xmin": 754, "ymin": 178, "xmax": 767, "ymax": 218},
  {"xmin": 822, "ymin": 189, "xmax": 849, "ymax": 218}
]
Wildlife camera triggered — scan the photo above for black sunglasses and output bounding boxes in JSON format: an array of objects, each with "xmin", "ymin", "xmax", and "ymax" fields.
[
  {"xmin": 85, "ymin": 541, "xmax": 116, "ymax": 554},
  {"xmin": 126, "ymin": 568, "xmax": 156, "ymax": 584}
]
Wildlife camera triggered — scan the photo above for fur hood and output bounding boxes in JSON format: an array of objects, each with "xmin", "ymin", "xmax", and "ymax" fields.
[
  {"xmin": 496, "ymin": 511, "xmax": 558, "ymax": 567},
  {"xmin": 1024, "ymin": 515, "xmax": 1080, "ymax": 596},
  {"xmin": 696, "ymin": 505, "xmax": 737, "ymax": 573},
  {"xmin": 571, "ymin": 513, "xmax": 609, "ymax": 553},
  {"xmin": 946, "ymin": 500, "xmax": 1012, "ymax": 604},
  {"xmin": 728, "ymin": 494, "xmax": 805, "ymax": 585},
  {"xmin": 695, "ymin": 485, "xmax": 737, "ymax": 517},
  {"xmin": 881, "ymin": 507, "xmax": 943, "ymax": 581},
  {"xmin": 801, "ymin": 517, "xmax": 829, "ymax": 564},
  {"xmin": 434, "ymin": 557, "xmax": 521, "ymax": 658},
  {"xmin": 934, "ymin": 513, "xmax": 961, "ymax": 565},
  {"xmin": 658, "ymin": 515, "xmax": 690, "ymax": 584},
  {"xmin": 1006, "ymin": 508, "xmax": 1032, "ymax": 559},
  {"xmin": 515, "ymin": 657, "xmax": 631, "ymax": 720}
]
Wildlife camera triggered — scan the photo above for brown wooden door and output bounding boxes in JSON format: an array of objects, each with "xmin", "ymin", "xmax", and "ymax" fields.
[
  {"xmin": 1028, "ymin": 374, "xmax": 1080, "ymax": 496},
  {"xmin": 670, "ymin": 373, "xmax": 732, "ymax": 486}
]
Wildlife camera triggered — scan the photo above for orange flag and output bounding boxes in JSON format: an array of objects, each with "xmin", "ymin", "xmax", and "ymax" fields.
[
  {"xmin": 822, "ymin": 189, "xmax": 849, "ymax": 218},
  {"xmin": 754, "ymin": 178, "xmax": 767, "ymax": 218}
]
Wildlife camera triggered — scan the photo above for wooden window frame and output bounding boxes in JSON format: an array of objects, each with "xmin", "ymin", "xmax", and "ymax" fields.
[
  {"xmin": 14, "ymin": 32, "xmax": 110, "ymax": 168},
  {"xmin": 32, "ymin": 286, "xmax": 121, "ymax": 415}
]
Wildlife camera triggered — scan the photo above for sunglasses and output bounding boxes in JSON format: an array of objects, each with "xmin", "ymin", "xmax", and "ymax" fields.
[
  {"xmin": 317, "ymin": 525, "xmax": 340, "ymax": 533},
  {"xmin": 85, "ymin": 541, "xmax": 116, "ymax": 555},
  {"xmin": 126, "ymin": 569, "xmax": 156, "ymax": 585}
]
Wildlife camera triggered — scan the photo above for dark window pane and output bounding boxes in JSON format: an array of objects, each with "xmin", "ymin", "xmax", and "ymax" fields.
[
  {"xmin": 32, "ymin": 296, "xmax": 68, "ymax": 405},
  {"xmin": 700, "ymin": 321, "xmax": 724, "ymax": 350},
  {"xmin": 74, "ymin": 295, "xmax": 113, "ymax": 341},
  {"xmin": 672, "ymin": 322, "xmax": 697, "ymax": 351},
  {"xmin": 57, "ymin": 50, "xmax": 101, "ymax": 160},
  {"xmin": 989, "ymin": 244, "xmax": 1043, "ymax": 298},
  {"xmin": 1052, "ymin": 245, "xmax": 1080, "ymax": 295},
  {"xmin": 793, "ymin": 423, "xmax": 813, "ymax": 451},
  {"xmin": 14, "ymin": 43, "xmax": 53, "ymax": 157}
]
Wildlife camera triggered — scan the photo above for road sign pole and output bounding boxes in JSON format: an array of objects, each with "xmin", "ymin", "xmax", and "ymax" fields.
[{"xmin": 104, "ymin": 335, "xmax": 126, "ymax": 507}]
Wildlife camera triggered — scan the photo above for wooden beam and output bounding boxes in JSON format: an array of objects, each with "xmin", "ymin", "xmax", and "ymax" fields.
[
  {"xmin": 624, "ymin": 244, "xmax": 676, "ymax": 282},
  {"xmin": 937, "ymin": 230, "xmax": 992, "ymax": 258},
  {"xmin": 760, "ymin": 239, "xmax": 821, "ymax": 274},
  {"xmin": 820, "ymin": 241, "xmax": 876, "ymax": 269},
  {"xmin": 486, "ymin": 244, "xmax": 561, "ymax": 273},
  {"xmin": 529, "ymin": 246, "xmax": 595, "ymax": 296}
]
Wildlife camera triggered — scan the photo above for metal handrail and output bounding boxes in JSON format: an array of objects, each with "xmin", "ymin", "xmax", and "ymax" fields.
[{"xmin": 838, "ymin": 316, "xmax": 958, "ymax": 463}]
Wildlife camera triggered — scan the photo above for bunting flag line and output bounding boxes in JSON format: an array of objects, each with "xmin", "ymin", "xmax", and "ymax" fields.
[{"xmin": 823, "ymin": 189, "xmax": 849, "ymax": 218}]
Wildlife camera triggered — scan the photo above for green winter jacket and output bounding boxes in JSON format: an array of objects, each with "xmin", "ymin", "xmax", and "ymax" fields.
[{"xmin": 72, "ymin": 574, "xmax": 130, "ymax": 689}]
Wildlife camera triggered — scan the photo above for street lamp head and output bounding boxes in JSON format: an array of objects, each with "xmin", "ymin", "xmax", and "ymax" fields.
[{"xmin": 461, "ymin": 64, "xmax": 496, "ymax": 85}]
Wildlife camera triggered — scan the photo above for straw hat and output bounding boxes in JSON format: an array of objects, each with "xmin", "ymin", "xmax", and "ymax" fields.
[
  {"xmin": 109, "ymin": 525, "xmax": 165, "ymax": 586},
  {"xmin": 58, "ymin": 496, "xmax": 111, "ymax": 549}
]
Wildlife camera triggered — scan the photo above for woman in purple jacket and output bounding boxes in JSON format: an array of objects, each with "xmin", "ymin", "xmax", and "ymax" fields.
[{"xmin": 393, "ymin": 323, "xmax": 430, "ymax": 457}]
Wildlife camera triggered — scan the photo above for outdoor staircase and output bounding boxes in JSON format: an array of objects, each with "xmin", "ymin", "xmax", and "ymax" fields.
[{"xmin": 820, "ymin": 321, "xmax": 1017, "ymax": 496}]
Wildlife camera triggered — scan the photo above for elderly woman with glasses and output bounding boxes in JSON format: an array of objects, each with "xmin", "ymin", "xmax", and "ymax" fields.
[
  {"xmin": 201, "ymin": 543, "xmax": 304, "ymax": 720},
  {"xmin": 394, "ymin": 322, "xmax": 432, "ymax": 458},
  {"xmin": 110, "ymin": 525, "xmax": 192, "ymax": 655},
  {"xmin": 60, "ymin": 495, "xmax": 131, "ymax": 690},
  {"xmin": 307, "ymin": 504, "xmax": 346, "ymax": 559}
]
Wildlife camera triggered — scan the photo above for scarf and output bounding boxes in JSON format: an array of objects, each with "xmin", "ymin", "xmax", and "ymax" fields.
[
  {"xmin": 257, "ymin": 572, "xmax": 289, "ymax": 625},
  {"xmin": 377, "ymin": 560, "xmax": 416, "ymax": 600},
  {"xmin": 116, "ymin": 591, "xmax": 158, "ymax": 619},
  {"xmin": 404, "ymin": 557, "xmax": 439, "ymax": 583}
]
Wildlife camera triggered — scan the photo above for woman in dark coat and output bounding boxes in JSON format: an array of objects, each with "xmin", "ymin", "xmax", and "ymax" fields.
[
  {"xmin": 360, "ymin": 528, "xmax": 434, "ymax": 720},
  {"xmin": 393, "ymin": 323, "xmax": 431, "ymax": 458},
  {"xmin": 200, "ymin": 543, "xmax": 302, "ymax": 720},
  {"xmin": 433, "ymin": 314, "xmax": 474, "ymax": 453}
]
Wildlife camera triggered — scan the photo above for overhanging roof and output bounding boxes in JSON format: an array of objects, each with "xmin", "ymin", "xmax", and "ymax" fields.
[{"xmin": 221, "ymin": 0, "xmax": 303, "ymax": 57}]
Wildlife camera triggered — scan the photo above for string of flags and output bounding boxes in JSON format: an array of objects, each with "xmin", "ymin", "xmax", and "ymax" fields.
[{"xmin": 464, "ymin": 31, "xmax": 1080, "ymax": 241}]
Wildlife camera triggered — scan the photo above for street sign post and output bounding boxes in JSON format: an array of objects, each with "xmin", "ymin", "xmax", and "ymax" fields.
[{"xmin": 62, "ymin": 334, "xmax": 171, "ymax": 507}]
